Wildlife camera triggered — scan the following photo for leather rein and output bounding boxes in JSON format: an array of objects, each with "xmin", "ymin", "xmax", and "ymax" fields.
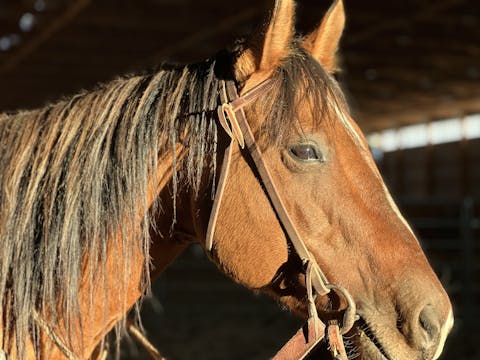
[{"xmin": 206, "ymin": 76, "xmax": 357, "ymax": 359}]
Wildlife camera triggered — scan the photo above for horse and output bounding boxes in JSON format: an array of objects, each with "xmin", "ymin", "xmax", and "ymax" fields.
[{"xmin": 0, "ymin": 0, "xmax": 453, "ymax": 358}]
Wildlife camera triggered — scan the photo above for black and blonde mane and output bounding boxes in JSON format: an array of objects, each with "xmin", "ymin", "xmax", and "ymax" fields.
[
  {"xmin": 0, "ymin": 58, "xmax": 222, "ymax": 355},
  {"xmin": 0, "ymin": 44, "xmax": 344, "ymax": 357}
]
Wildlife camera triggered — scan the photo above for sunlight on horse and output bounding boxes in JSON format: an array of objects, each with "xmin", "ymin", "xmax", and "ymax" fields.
[{"xmin": 0, "ymin": 0, "xmax": 452, "ymax": 359}]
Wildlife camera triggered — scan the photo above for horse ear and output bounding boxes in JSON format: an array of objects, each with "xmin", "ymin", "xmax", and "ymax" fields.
[
  {"xmin": 303, "ymin": 0, "xmax": 345, "ymax": 72},
  {"xmin": 235, "ymin": 0, "xmax": 295, "ymax": 81}
]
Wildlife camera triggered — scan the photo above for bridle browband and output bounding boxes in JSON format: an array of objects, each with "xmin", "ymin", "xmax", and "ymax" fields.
[{"xmin": 207, "ymin": 74, "xmax": 357, "ymax": 359}]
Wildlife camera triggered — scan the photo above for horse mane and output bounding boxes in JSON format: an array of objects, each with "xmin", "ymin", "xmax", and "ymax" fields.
[
  {"xmin": 0, "ymin": 42, "xmax": 345, "ymax": 357},
  {"xmin": 0, "ymin": 58, "xmax": 222, "ymax": 356}
]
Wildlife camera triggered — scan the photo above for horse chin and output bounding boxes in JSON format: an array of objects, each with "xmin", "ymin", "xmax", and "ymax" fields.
[
  {"xmin": 348, "ymin": 317, "xmax": 412, "ymax": 360},
  {"xmin": 351, "ymin": 326, "xmax": 392, "ymax": 360}
]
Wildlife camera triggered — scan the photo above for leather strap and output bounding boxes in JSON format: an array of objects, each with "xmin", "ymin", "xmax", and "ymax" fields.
[
  {"xmin": 327, "ymin": 320, "xmax": 348, "ymax": 360},
  {"xmin": 206, "ymin": 81, "xmax": 236, "ymax": 251},
  {"xmin": 272, "ymin": 317, "xmax": 325, "ymax": 360},
  {"xmin": 127, "ymin": 321, "xmax": 166, "ymax": 360}
]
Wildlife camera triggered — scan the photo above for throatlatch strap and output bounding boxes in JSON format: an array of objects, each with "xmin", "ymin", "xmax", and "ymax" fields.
[
  {"xmin": 205, "ymin": 142, "xmax": 233, "ymax": 252},
  {"xmin": 206, "ymin": 81, "xmax": 235, "ymax": 251}
]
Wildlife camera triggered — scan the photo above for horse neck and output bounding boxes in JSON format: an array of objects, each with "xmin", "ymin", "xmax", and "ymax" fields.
[
  {"xmin": 0, "ymin": 60, "xmax": 221, "ymax": 358},
  {"xmin": 149, "ymin": 145, "xmax": 202, "ymax": 277},
  {"xmin": 54, "ymin": 148, "xmax": 192, "ymax": 358}
]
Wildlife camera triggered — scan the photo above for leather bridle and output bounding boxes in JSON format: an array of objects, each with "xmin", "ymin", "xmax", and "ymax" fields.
[
  {"xmin": 32, "ymin": 67, "xmax": 359, "ymax": 360},
  {"xmin": 207, "ymin": 75, "xmax": 358, "ymax": 359}
]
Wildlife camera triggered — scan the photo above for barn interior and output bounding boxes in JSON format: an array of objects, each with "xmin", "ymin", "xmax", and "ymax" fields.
[{"xmin": 0, "ymin": 0, "xmax": 479, "ymax": 359}]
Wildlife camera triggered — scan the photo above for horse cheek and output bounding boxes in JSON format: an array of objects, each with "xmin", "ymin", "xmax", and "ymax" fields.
[{"xmin": 213, "ymin": 170, "xmax": 289, "ymax": 289}]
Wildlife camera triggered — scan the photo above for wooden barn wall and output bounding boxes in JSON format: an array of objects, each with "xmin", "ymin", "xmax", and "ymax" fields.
[{"xmin": 379, "ymin": 139, "xmax": 480, "ymax": 198}]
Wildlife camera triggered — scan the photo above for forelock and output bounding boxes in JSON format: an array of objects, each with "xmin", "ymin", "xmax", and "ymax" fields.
[{"xmin": 249, "ymin": 45, "xmax": 348, "ymax": 144}]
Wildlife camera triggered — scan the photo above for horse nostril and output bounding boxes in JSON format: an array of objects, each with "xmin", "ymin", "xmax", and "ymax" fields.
[{"xmin": 418, "ymin": 304, "xmax": 440, "ymax": 345}]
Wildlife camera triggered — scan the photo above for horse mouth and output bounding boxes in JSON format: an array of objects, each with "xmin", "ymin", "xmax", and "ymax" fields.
[{"xmin": 353, "ymin": 317, "xmax": 393, "ymax": 360}]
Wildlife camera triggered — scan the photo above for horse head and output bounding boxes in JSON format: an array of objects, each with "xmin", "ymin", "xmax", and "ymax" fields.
[{"xmin": 192, "ymin": 1, "xmax": 453, "ymax": 359}]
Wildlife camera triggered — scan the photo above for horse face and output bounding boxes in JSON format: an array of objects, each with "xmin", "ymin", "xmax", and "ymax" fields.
[
  {"xmin": 260, "ymin": 101, "xmax": 454, "ymax": 360},
  {"xmin": 198, "ymin": 1, "xmax": 453, "ymax": 359},
  {"xmin": 206, "ymin": 86, "xmax": 453, "ymax": 359}
]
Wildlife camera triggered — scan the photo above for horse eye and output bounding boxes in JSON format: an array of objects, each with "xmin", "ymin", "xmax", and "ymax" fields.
[{"xmin": 290, "ymin": 144, "xmax": 320, "ymax": 161}]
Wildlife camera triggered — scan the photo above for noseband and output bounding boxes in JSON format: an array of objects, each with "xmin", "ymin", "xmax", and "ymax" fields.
[{"xmin": 207, "ymin": 76, "xmax": 357, "ymax": 359}]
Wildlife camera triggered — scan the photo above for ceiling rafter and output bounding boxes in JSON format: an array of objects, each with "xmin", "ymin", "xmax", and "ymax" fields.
[
  {"xmin": 0, "ymin": 0, "xmax": 477, "ymax": 132},
  {"xmin": 0, "ymin": 0, "xmax": 91, "ymax": 74},
  {"xmin": 346, "ymin": 0, "xmax": 467, "ymax": 45}
]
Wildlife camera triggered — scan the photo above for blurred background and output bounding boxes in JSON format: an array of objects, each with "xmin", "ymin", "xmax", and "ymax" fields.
[{"xmin": 0, "ymin": 0, "xmax": 479, "ymax": 359}]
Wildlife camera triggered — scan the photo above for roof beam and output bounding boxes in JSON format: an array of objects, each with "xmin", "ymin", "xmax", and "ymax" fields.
[
  {"xmin": 346, "ymin": 0, "xmax": 467, "ymax": 44},
  {"xmin": 0, "ymin": 0, "xmax": 91, "ymax": 74},
  {"xmin": 141, "ymin": 4, "xmax": 262, "ymax": 66}
]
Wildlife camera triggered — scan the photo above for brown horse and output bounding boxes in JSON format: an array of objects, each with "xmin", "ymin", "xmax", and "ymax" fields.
[{"xmin": 0, "ymin": 0, "xmax": 453, "ymax": 358}]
